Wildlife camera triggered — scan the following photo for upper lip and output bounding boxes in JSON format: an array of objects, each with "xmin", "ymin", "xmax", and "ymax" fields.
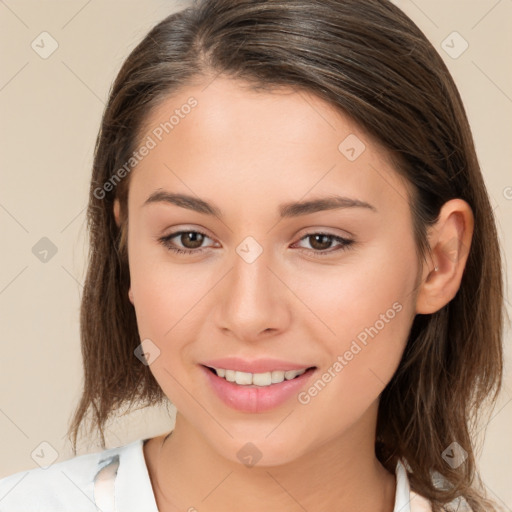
[{"xmin": 202, "ymin": 357, "xmax": 315, "ymax": 374}]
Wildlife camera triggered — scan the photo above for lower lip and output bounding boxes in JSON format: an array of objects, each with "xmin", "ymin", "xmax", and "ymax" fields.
[{"xmin": 201, "ymin": 365, "xmax": 316, "ymax": 413}]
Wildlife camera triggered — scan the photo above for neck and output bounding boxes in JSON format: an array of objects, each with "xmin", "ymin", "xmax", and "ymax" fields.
[{"xmin": 144, "ymin": 409, "xmax": 396, "ymax": 512}]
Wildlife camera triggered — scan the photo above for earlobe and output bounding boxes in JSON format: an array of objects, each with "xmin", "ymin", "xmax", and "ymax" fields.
[
  {"xmin": 415, "ymin": 199, "xmax": 474, "ymax": 314},
  {"xmin": 128, "ymin": 287, "xmax": 134, "ymax": 304},
  {"xmin": 113, "ymin": 198, "xmax": 121, "ymax": 228}
]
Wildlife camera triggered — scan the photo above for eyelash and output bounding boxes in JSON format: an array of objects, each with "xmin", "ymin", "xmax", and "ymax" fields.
[{"xmin": 158, "ymin": 229, "xmax": 354, "ymax": 258}]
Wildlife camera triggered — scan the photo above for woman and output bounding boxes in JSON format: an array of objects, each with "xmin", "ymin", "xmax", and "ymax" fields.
[{"xmin": 0, "ymin": 1, "xmax": 504, "ymax": 511}]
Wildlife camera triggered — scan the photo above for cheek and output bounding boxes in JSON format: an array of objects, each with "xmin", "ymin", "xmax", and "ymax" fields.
[
  {"xmin": 128, "ymin": 251, "xmax": 212, "ymax": 402},
  {"xmin": 295, "ymin": 232, "xmax": 417, "ymax": 390},
  {"xmin": 296, "ymin": 286, "xmax": 414, "ymax": 438},
  {"xmin": 128, "ymin": 233, "xmax": 213, "ymax": 338},
  {"xmin": 132, "ymin": 271, "xmax": 196, "ymax": 336},
  {"xmin": 299, "ymin": 236, "xmax": 417, "ymax": 345}
]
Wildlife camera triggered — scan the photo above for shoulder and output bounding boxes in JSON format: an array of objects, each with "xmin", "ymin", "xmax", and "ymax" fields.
[{"xmin": 0, "ymin": 439, "xmax": 146, "ymax": 512}]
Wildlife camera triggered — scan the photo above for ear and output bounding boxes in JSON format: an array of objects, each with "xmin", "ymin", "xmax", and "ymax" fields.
[
  {"xmin": 113, "ymin": 198, "xmax": 121, "ymax": 228},
  {"xmin": 415, "ymin": 198, "xmax": 474, "ymax": 314},
  {"xmin": 113, "ymin": 198, "xmax": 134, "ymax": 304}
]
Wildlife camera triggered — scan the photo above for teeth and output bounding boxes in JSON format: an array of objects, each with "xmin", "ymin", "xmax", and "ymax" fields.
[
  {"xmin": 253, "ymin": 372, "xmax": 272, "ymax": 386},
  {"xmin": 213, "ymin": 367, "xmax": 307, "ymax": 387},
  {"xmin": 235, "ymin": 371, "xmax": 253, "ymax": 385},
  {"xmin": 271, "ymin": 370, "xmax": 285, "ymax": 383}
]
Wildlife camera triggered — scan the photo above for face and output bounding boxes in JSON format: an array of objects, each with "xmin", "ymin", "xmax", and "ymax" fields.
[{"xmin": 116, "ymin": 77, "xmax": 423, "ymax": 466}]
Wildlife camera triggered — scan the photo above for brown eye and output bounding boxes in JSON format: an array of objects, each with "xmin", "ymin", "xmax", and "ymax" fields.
[
  {"xmin": 158, "ymin": 229, "xmax": 214, "ymax": 255},
  {"xmin": 294, "ymin": 232, "xmax": 355, "ymax": 257},
  {"xmin": 179, "ymin": 231, "xmax": 205, "ymax": 249},
  {"xmin": 308, "ymin": 234, "xmax": 334, "ymax": 251}
]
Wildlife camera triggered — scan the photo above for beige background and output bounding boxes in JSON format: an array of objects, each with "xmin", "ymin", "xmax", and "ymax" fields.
[{"xmin": 1, "ymin": 0, "xmax": 511, "ymax": 508}]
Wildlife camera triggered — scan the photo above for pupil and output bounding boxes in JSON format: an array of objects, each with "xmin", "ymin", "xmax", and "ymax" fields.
[
  {"xmin": 183, "ymin": 232, "xmax": 203, "ymax": 248},
  {"xmin": 311, "ymin": 234, "xmax": 331, "ymax": 250}
]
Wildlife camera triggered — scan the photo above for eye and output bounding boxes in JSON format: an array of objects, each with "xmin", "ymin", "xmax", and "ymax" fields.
[
  {"xmin": 158, "ymin": 230, "xmax": 355, "ymax": 257},
  {"xmin": 292, "ymin": 232, "xmax": 354, "ymax": 257},
  {"xmin": 158, "ymin": 229, "xmax": 215, "ymax": 255}
]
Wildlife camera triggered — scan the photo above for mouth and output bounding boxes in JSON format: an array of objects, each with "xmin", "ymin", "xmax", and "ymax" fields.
[
  {"xmin": 203, "ymin": 365, "xmax": 316, "ymax": 387},
  {"xmin": 200, "ymin": 363, "xmax": 318, "ymax": 413}
]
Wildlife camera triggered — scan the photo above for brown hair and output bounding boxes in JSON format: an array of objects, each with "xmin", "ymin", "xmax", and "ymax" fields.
[{"xmin": 68, "ymin": 1, "xmax": 505, "ymax": 510}]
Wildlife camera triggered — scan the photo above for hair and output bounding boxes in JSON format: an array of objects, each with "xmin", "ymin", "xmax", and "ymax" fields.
[{"xmin": 67, "ymin": 1, "xmax": 505, "ymax": 510}]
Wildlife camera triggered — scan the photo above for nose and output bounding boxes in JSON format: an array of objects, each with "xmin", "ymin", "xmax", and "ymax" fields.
[{"xmin": 214, "ymin": 244, "xmax": 291, "ymax": 342}]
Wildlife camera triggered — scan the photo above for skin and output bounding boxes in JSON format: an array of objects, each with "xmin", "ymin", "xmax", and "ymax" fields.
[{"xmin": 113, "ymin": 76, "xmax": 473, "ymax": 512}]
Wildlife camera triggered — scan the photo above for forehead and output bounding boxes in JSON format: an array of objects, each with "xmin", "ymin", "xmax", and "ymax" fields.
[{"xmin": 129, "ymin": 77, "xmax": 412, "ymax": 218}]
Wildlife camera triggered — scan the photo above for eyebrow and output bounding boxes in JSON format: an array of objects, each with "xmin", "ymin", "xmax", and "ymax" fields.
[{"xmin": 143, "ymin": 190, "xmax": 377, "ymax": 218}]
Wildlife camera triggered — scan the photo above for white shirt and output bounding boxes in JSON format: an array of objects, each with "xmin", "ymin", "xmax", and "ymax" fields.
[{"xmin": 0, "ymin": 438, "xmax": 432, "ymax": 511}]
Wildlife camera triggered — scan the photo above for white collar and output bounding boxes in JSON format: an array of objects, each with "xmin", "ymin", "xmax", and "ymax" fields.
[{"xmin": 394, "ymin": 458, "xmax": 432, "ymax": 511}]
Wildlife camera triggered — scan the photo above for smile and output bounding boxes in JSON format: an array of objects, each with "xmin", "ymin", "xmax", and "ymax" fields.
[
  {"xmin": 201, "ymin": 363, "xmax": 317, "ymax": 413},
  {"xmin": 207, "ymin": 366, "xmax": 308, "ymax": 387}
]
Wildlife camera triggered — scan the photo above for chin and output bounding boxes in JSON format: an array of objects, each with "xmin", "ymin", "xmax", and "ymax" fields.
[{"xmin": 210, "ymin": 432, "xmax": 311, "ymax": 469}]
